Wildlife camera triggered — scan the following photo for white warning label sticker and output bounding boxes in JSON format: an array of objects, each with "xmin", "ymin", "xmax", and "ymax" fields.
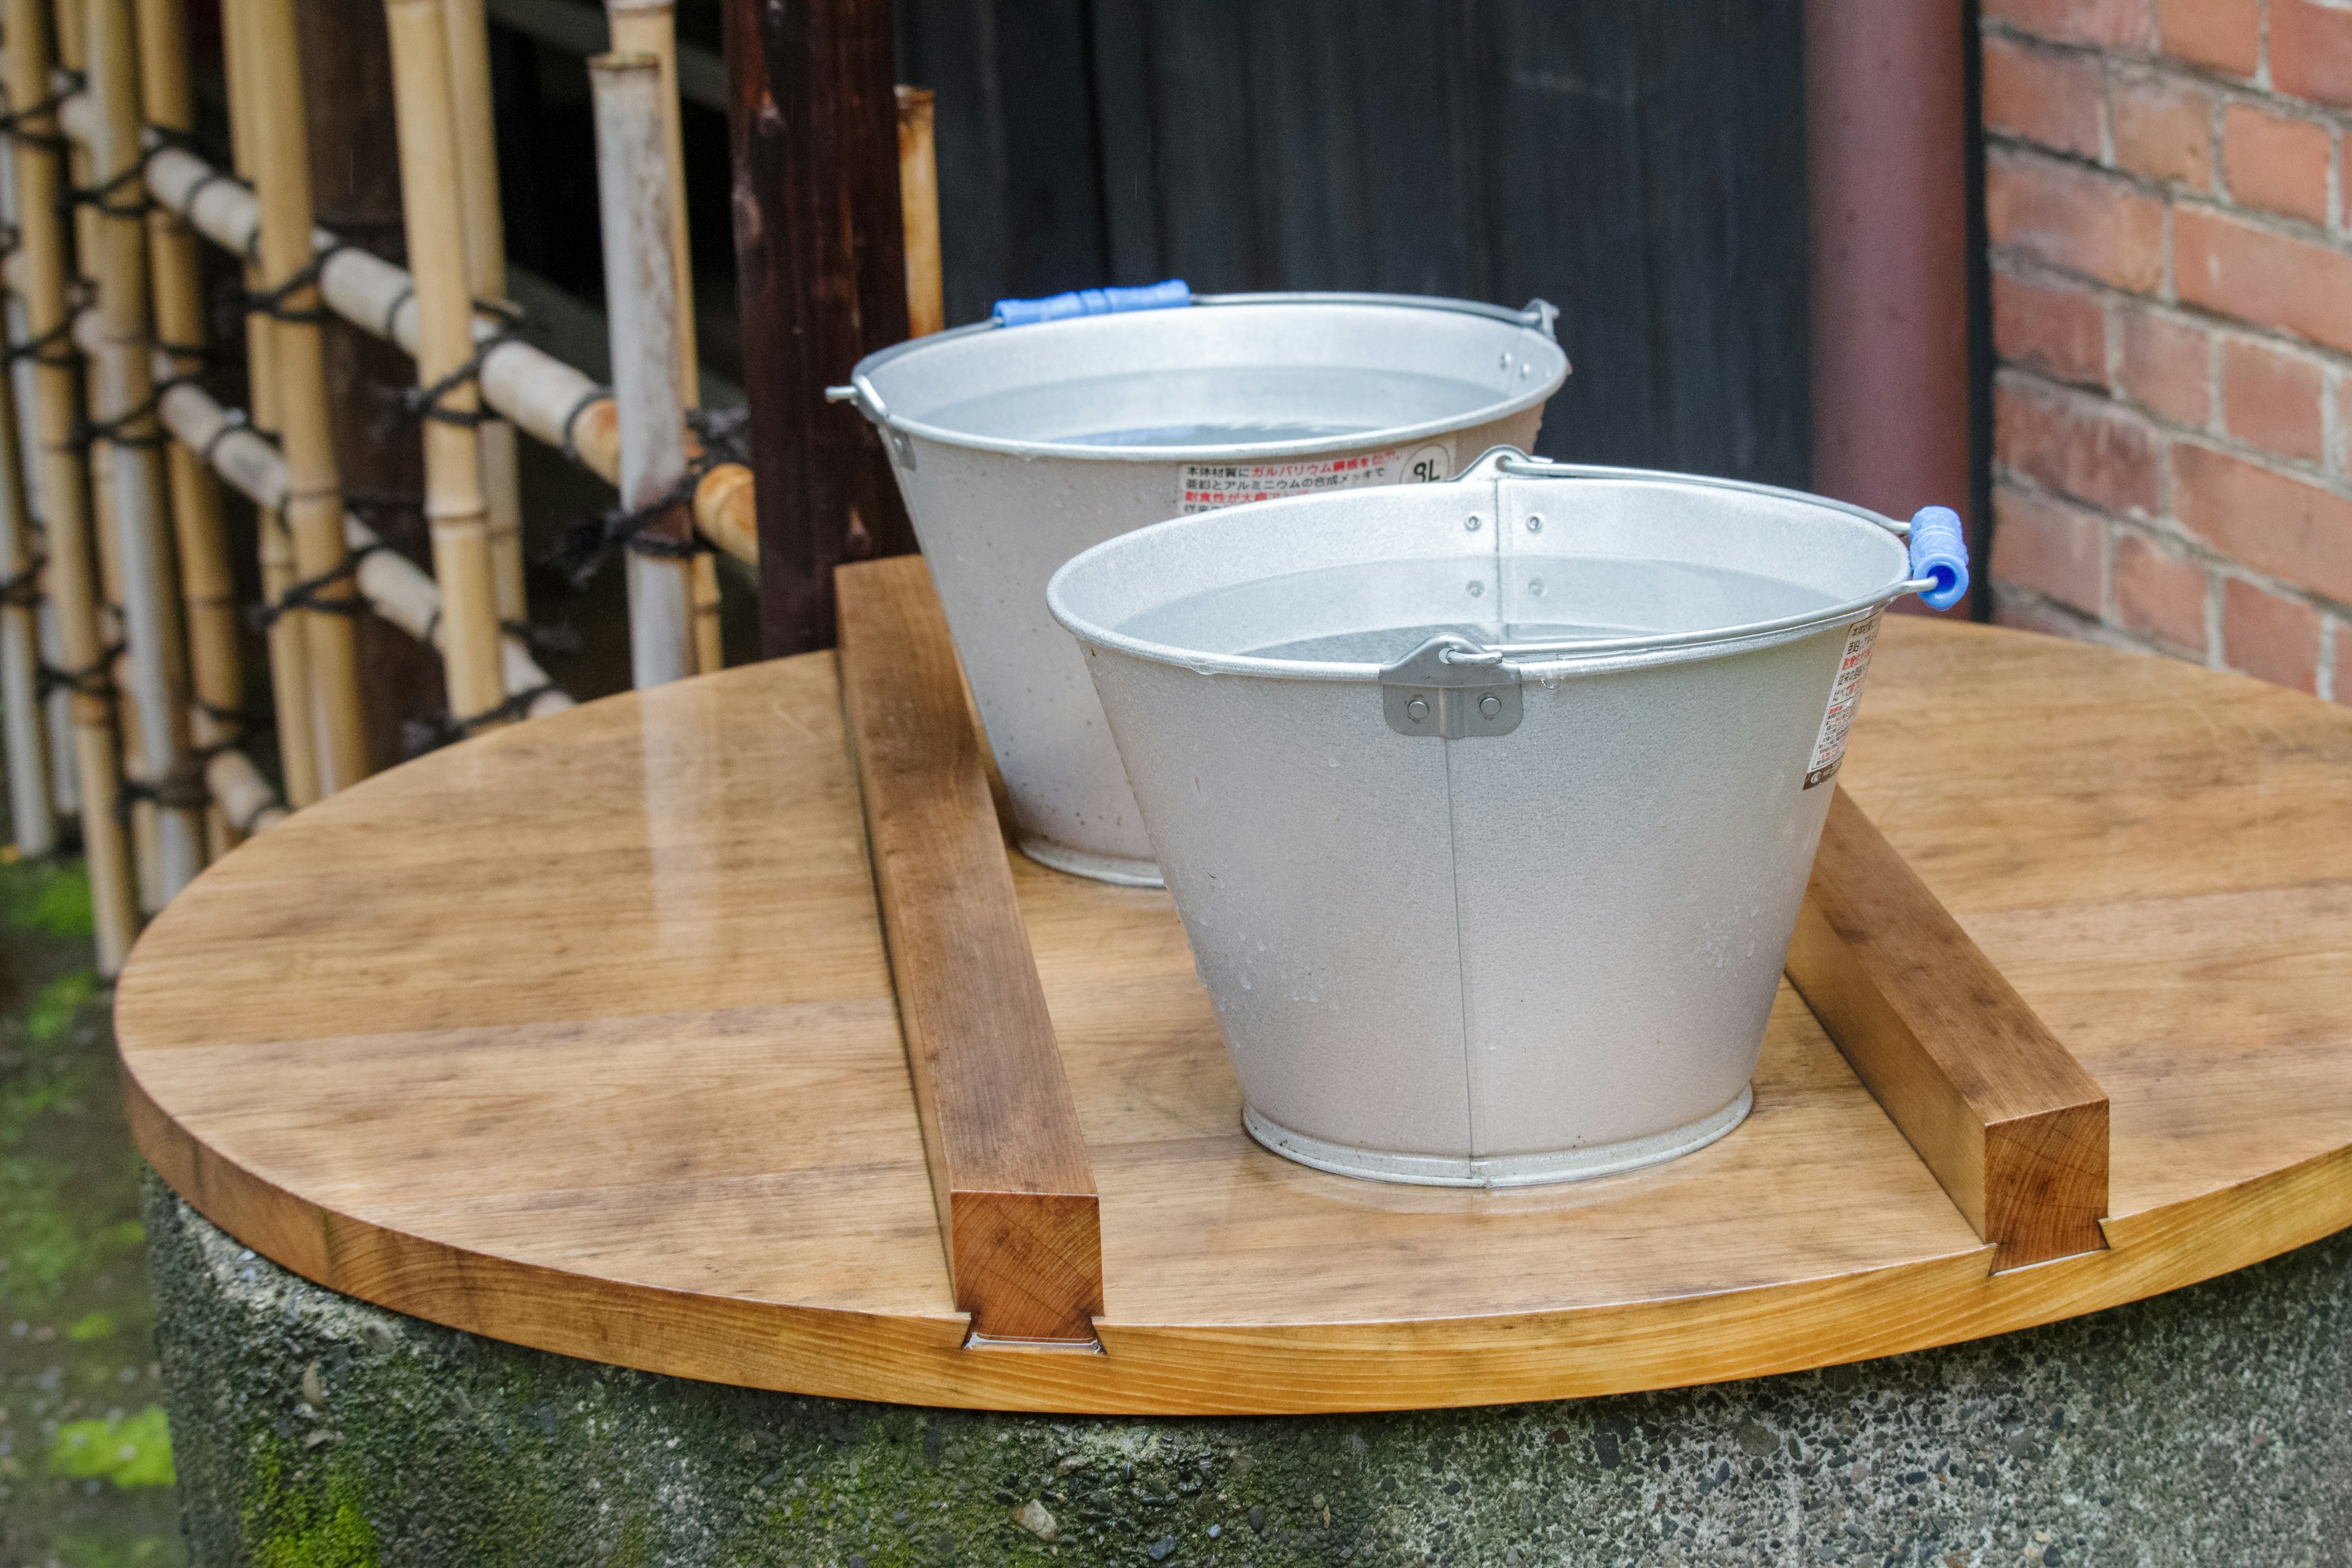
[
  {"xmin": 1804, "ymin": 611, "xmax": 1882, "ymax": 790},
  {"xmin": 1177, "ymin": 440, "xmax": 1452, "ymax": 514}
]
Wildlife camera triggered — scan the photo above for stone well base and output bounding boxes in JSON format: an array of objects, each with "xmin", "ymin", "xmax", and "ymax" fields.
[{"xmin": 147, "ymin": 1178, "xmax": 2352, "ymax": 1567}]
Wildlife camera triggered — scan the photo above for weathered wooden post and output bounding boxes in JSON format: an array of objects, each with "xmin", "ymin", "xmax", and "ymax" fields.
[
  {"xmin": 87, "ymin": 0, "xmax": 204, "ymax": 896},
  {"xmin": 3, "ymin": 0, "xmax": 138, "ymax": 967},
  {"xmin": 236, "ymin": 0, "xmax": 374, "ymax": 791},
  {"xmin": 382, "ymin": 0, "xmax": 511, "ymax": 727},
  {"xmin": 589, "ymin": 52, "xmax": 695, "ymax": 688},
  {"xmin": 721, "ymin": 0, "xmax": 913, "ymax": 657}
]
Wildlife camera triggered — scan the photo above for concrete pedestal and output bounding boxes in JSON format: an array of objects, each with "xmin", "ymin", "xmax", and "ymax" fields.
[{"xmin": 148, "ymin": 1180, "xmax": 2352, "ymax": 1567}]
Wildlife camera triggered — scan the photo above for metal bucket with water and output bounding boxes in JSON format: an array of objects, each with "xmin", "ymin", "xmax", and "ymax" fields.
[
  {"xmin": 833, "ymin": 287, "xmax": 1570, "ymax": 885},
  {"xmin": 1047, "ymin": 450, "xmax": 1969, "ymax": 1185}
]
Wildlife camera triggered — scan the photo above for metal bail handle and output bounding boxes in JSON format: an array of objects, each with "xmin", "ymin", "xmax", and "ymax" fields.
[
  {"xmin": 992, "ymin": 279, "xmax": 1193, "ymax": 328},
  {"xmin": 1380, "ymin": 635, "xmax": 1524, "ymax": 739}
]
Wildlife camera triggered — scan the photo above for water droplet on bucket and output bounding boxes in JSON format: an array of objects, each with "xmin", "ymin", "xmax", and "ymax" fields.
[
  {"xmin": 1527, "ymin": 578, "xmax": 1545, "ymax": 596},
  {"xmin": 1467, "ymin": 581, "xmax": 1484, "ymax": 598}
]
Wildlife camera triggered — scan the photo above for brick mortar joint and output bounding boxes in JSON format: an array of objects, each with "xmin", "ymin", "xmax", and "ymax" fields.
[
  {"xmin": 1991, "ymin": 249, "xmax": 2352, "ymax": 379},
  {"xmin": 1977, "ymin": 18, "xmax": 2351, "ymax": 129},
  {"xmin": 1992, "ymin": 463, "xmax": 2352, "ymax": 625},
  {"xmin": 1995, "ymin": 358, "xmax": 2352, "ymax": 507},
  {"xmin": 1988, "ymin": 135, "xmax": 2352, "ymax": 254}
]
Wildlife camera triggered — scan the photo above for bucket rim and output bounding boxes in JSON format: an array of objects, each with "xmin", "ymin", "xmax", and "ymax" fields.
[
  {"xmin": 835, "ymin": 292, "xmax": 1571, "ymax": 463},
  {"xmin": 1046, "ymin": 457, "xmax": 1921, "ymax": 682}
]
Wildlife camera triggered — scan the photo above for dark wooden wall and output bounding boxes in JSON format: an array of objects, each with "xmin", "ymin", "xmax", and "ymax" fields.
[{"xmin": 895, "ymin": 0, "xmax": 1812, "ymax": 484}]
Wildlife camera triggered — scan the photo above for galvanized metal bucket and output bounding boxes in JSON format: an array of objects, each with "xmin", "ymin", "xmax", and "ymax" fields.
[
  {"xmin": 1047, "ymin": 450, "xmax": 1967, "ymax": 1186},
  {"xmin": 833, "ymin": 289, "xmax": 1570, "ymax": 885}
]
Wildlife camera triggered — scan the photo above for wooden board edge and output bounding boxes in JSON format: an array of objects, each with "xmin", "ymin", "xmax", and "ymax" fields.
[{"xmin": 118, "ymin": 1016, "xmax": 2352, "ymax": 1414}]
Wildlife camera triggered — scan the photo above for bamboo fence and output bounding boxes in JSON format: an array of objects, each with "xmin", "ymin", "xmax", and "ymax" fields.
[{"xmin": 0, "ymin": 0, "xmax": 945, "ymax": 970}]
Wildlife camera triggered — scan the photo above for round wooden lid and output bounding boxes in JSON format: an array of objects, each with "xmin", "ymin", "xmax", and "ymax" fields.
[{"xmin": 116, "ymin": 617, "xmax": 2352, "ymax": 1413}]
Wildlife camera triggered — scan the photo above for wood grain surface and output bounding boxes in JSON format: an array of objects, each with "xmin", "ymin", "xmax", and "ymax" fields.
[
  {"xmin": 1790, "ymin": 790, "xmax": 2109, "ymax": 1270},
  {"xmin": 114, "ymin": 619, "xmax": 2352, "ymax": 1413},
  {"xmin": 835, "ymin": 558, "xmax": 1101, "ymax": 1344}
]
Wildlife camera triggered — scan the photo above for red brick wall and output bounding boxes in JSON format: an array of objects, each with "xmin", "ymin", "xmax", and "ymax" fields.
[{"xmin": 1983, "ymin": 0, "xmax": 2351, "ymax": 701}]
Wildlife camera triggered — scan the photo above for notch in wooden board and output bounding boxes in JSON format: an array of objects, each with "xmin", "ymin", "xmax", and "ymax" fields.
[
  {"xmin": 835, "ymin": 556, "xmax": 1105, "ymax": 1346},
  {"xmin": 1786, "ymin": 790, "xmax": 2108, "ymax": 1272}
]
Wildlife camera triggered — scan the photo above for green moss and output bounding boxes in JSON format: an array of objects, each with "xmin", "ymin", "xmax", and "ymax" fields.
[
  {"xmin": 243, "ymin": 1442, "xmax": 380, "ymax": 1568},
  {"xmin": 66, "ymin": 1308, "xmax": 118, "ymax": 1340},
  {"xmin": 47, "ymin": 1404, "xmax": 177, "ymax": 1488},
  {"xmin": 0, "ymin": 853, "xmax": 96, "ymax": 938},
  {"xmin": 26, "ymin": 968, "xmax": 100, "ymax": 1042}
]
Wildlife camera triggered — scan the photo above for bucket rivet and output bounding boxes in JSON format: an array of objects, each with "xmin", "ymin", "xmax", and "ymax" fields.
[
  {"xmin": 1526, "ymin": 514, "xmax": 1543, "ymax": 533},
  {"xmin": 1479, "ymin": 695, "xmax": 1502, "ymax": 718},
  {"xmin": 1406, "ymin": 697, "xmax": 1430, "ymax": 721},
  {"xmin": 1466, "ymin": 515, "xmax": 1482, "ymax": 532},
  {"xmin": 1467, "ymin": 581, "xmax": 1485, "ymax": 598}
]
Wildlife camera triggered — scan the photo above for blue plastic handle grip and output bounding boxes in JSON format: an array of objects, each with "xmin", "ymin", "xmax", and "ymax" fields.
[
  {"xmin": 992, "ymin": 279, "xmax": 1193, "ymax": 328},
  {"xmin": 1908, "ymin": 506, "xmax": 1970, "ymax": 611}
]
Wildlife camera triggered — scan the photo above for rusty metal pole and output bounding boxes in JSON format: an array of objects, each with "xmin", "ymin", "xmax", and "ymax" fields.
[
  {"xmin": 721, "ymin": 0, "xmax": 913, "ymax": 657},
  {"xmin": 1805, "ymin": 0, "xmax": 1976, "ymax": 618}
]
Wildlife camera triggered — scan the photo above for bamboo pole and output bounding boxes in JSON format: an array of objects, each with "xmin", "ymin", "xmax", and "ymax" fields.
[
  {"xmin": 220, "ymin": 0, "xmax": 320, "ymax": 807},
  {"xmin": 383, "ymin": 0, "xmax": 510, "ymax": 726},
  {"xmin": 236, "ymin": 0, "xmax": 371, "ymax": 791},
  {"xmin": 85, "ymin": 429, "xmax": 163, "ymax": 908},
  {"xmin": 86, "ymin": 0, "xmax": 202, "ymax": 896},
  {"xmin": 439, "ymin": 0, "xmax": 527, "ymax": 628},
  {"xmin": 897, "ymin": 86, "xmax": 944, "ymax": 339},
  {"xmin": 608, "ymin": 0, "xmax": 719, "ymax": 674},
  {"xmin": 589, "ymin": 53, "xmax": 693, "ymax": 688},
  {"xmin": 0, "ymin": 74, "xmax": 53, "ymax": 855},
  {"xmin": 0, "ymin": 293, "xmax": 53, "ymax": 855},
  {"xmin": 78, "ymin": 118, "xmax": 766, "ymax": 571},
  {"xmin": 137, "ymin": 0, "xmax": 244, "ymax": 853},
  {"xmin": 150, "ymin": 369, "xmax": 571, "ymax": 719},
  {"xmin": 57, "ymin": 0, "xmax": 159, "ymax": 897},
  {"xmin": 38, "ymin": 600, "xmax": 77, "ymax": 812},
  {"xmin": 5, "ymin": 0, "xmax": 137, "ymax": 968}
]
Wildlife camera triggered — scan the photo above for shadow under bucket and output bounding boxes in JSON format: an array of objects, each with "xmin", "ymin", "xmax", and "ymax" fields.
[
  {"xmin": 1049, "ymin": 452, "xmax": 1964, "ymax": 1185},
  {"xmin": 835, "ymin": 289, "xmax": 1569, "ymax": 886}
]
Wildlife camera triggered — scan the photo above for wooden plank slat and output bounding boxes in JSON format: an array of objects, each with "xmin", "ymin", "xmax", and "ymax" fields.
[
  {"xmin": 1788, "ymin": 788, "xmax": 2109, "ymax": 1270},
  {"xmin": 834, "ymin": 556, "xmax": 1104, "ymax": 1344}
]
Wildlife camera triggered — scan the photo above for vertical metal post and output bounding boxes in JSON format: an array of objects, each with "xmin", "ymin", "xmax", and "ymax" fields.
[
  {"xmin": 722, "ymin": 0, "xmax": 913, "ymax": 657},
  {"xmin": 383, "ymin": 0, "xmax": 509, "ymax": 725},
  {"xmin": 3, "ymin": 0, "xmax": 138, "ymax": 968},
  {"xmin": 237, "ymin": 0, "xmax": 374, "ymax": 790},
  {"xmin": 86, "ymin": 0, "xmax": 203, "ymax": 896},
  {"xmin": 589, "ymin": 52, "xmax": 694, "ymax": 688}
]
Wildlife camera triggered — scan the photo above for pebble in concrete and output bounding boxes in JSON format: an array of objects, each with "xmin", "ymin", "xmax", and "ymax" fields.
[{"xmin": 146, "ymin": 1178, "xmax": 2352, "ymax": 1566}]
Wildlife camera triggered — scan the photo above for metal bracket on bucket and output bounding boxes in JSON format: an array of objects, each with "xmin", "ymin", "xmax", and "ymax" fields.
[{"xmin": 1380, "ymin": 636, "xmax": 1523, "ymax": 739}]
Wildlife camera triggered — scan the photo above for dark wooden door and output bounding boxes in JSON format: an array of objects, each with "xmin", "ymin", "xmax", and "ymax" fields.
[{"xmin": 896, "ymin": 0, "xmax": 1811, "ymax": 484}]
